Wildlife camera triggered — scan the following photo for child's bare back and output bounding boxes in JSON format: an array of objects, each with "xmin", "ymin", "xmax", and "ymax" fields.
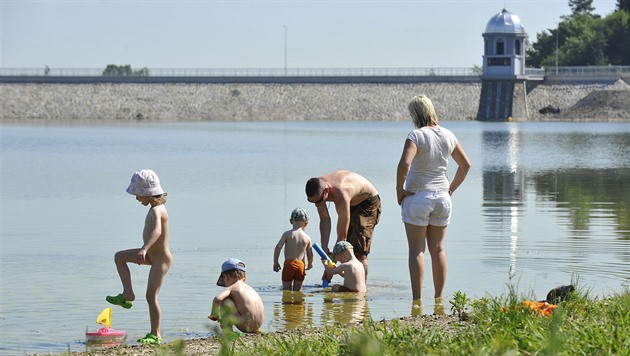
[
  {"xmin": 325, "ymin": 241, "xmax": 366, "ymax": 293},
  {"xmin": 336, "ymin": 257, "xmax": 366, "ymax": 293},
  {"xmin": 279, "ymin": 228, "xmax": 312, "ymax": 261},
  {"xmin": 222, "ymin": 280, "xmax": 264, "ymax": 332},
  {"xmin": 273, "ymin": 208, "xmax": 314, "ymax": 291},
  {"xmin": 210, "ymin": 258, "xmax": 264, "ymax": 333}
]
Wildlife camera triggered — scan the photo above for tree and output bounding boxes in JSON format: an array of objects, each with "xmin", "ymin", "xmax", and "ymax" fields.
[
  {"xmin": 102, "ymin": 64, "xmax": 132, "ymax": 76},
  {"xmin": 604, "ymin": 9, "xmax": 630, "ymax": 64},
  {"xmin": 102, "ymin": 64, "xmax": 149, "ymax": 77},
  {"xmin": 526, "ymin": 1, "xmax": 630, "ymax": 67},
  {"xmin": 569, "ymin": 0, "xmax": 595, "ymax": 16},
  {"xmin": 526, "ymin": 29, "xmax": 556, "ymax": 68},
  {"xmin": 558, "ymin": 14, "xmax": 608, "ymax": 65},
  {"xmin": 617, "ymin": 0, "xmax": 630, "ymax": 12}
]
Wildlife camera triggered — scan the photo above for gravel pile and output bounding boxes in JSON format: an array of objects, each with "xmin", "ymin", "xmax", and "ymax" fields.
[
  {"xmin": 1, "ymin": 80, "xmax": 628, "ymax": 123},
  {"xmin": 527, "ymin": 79, "xmax": 630, "ymax": 121}
]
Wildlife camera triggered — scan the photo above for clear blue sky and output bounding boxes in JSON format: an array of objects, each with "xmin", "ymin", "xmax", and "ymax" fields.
[{"xmin": 0, "ymin": 0, "xmax": 618, "ymax": 69}]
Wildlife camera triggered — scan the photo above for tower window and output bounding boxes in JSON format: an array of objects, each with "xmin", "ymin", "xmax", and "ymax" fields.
[
  {"xmin": 515, "ymin": 39, "xmax": 521, "ymax": 55},
  {"xmin": 487, "ymin": 57, "xmax": 511, "ymax": 66},
  {"xmin": 496, "ymin": 39, "xmax": 504, "ymax": 55}
]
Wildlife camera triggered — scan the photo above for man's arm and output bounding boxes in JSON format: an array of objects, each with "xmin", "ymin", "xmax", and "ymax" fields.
[
  {"xmin": 306, "ymin": 243, "xmax": 314, "ymax": 270},
  {"xmin": 317, "ymin": 203, "xmax": 333, "ymax": 254},
  {"xmin": 334, "ymin": 194, "xmax": 351, "ymax": 243}
]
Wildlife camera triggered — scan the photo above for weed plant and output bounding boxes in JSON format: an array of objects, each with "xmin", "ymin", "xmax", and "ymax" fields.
[{"xmin": 224, "ymin": 282, "xmax": 630, "ymax": 355}]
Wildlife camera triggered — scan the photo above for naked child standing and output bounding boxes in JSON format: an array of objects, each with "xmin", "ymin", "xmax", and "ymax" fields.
[{"xmin": 106, "ymin": 169, "xmax": 172, "ymax": 344}]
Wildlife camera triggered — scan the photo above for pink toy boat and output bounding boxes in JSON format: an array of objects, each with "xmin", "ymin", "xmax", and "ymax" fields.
[{"xmin": 85, "ymin": 308, "xmax": 126, "ymax": 344}]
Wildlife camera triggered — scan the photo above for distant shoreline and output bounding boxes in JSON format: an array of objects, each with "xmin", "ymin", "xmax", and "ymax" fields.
[{"xmin": 2, "ymin": 82, "xmax": 629, "ymax": 123}]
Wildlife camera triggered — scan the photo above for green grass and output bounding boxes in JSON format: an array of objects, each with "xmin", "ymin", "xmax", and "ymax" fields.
[{"xmin": 219, "ymin": 282, "xmax": 630, "ymax": 355}]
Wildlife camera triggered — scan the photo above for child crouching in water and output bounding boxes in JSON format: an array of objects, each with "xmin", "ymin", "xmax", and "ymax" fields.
[
  {"xmin": 323, "ymin": 241, "xmax": 366, "ymax": 293},
  {"xmin": 106, "ymin": 169, "xmax": 172, "ymax": 344},
  {"xmin": 273, "ymin": 208, "xmax": 314, "ymax": 291},
  {"xmin": 209, "ymin": 258, "xmax": 264, "ymax": 333}
]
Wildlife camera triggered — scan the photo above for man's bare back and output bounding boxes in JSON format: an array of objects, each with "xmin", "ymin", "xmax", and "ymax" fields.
[
  {"xmin": 306, "ymin": 170, "xmax": 380, "ymax": 271},
  {"xmin": 320, "ymin": 170, "xmax": 378, "ymax": 207}
]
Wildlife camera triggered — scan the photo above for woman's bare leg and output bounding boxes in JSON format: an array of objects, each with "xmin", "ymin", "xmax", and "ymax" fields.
[
  {"xmin": 426, "ymin": 225, "xmax": 447, "ymax": 298},
  {"xmin": 405, "ymin": 223, "xmax": 428, "ymax": 300}
]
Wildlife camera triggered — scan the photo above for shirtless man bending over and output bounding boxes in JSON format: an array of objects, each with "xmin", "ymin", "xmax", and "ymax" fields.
[{"xmin": 305, "ymin": 170, "xmax": 381, "ymax": 279}]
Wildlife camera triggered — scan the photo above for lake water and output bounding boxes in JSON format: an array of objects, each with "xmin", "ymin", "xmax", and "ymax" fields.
[{"xmin": 1, "ymin": 121, "xmax": 629, "ymax": 354}]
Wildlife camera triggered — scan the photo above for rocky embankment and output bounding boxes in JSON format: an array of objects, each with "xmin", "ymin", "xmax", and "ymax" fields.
[{"xmin": 1, "ymin": 80, "xmax": 628, "ymax": 123}]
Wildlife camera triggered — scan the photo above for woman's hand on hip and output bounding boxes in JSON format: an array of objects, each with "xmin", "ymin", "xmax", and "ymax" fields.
[{"xmin": 397, "ymin": 189, "xmax": 414, "ymax": 205}]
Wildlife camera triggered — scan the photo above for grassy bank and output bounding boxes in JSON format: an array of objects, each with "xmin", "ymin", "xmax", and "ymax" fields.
[
  {"xmin": 231, "ymin": 288, "xmax": 629, "ymax": 355},
  {"xmin": 69, "ymin": 283, "xmax": 630, "ymax": 355}
]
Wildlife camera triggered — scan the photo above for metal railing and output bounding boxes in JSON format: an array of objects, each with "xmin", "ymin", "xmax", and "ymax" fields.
[
  {"xmin": 545, "ymin": 65, "xmax": 630, "ymax": 76},
  {"xmin": 524, "ymin": 68, "xmax": 545, "ymax": 79},
  {"xmin": 1, "ymin": 65, "xmax": 626, "ymax": 78},
  {"xmin": 0, "ymin": 67, "xmax": 479, "ymax": 77}
]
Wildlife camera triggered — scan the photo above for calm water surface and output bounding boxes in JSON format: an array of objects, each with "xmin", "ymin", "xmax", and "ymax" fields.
[{"xmin": 1, "ymin": 121, "xmax": 629, "ymax": 354}]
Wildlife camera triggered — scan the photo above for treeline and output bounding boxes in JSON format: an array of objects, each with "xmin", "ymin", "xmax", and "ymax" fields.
[
  {"xmin": 102, "ymin": 64, "xmax": 149, "ymax": 77},
  {"xmin": 527, "ymin": 0, "xmax": 630, "ymax": 67}
]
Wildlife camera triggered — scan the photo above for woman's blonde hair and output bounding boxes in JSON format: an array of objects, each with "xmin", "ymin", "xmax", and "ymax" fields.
[{"xmin": 408, "ymin": 95, "xmax": 439, "ymax": 128}]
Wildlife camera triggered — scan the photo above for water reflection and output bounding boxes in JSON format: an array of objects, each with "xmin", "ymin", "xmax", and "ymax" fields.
[
  {"xmin": 481, "ymin": 125, "xmax": 630, "ymax": 283},
  {"xmin": 411, "ymin": 299, "xmax": 423, "ymax": 317},
  {"xmin": 321, "ymin": 293, "xmax": 369, "ymax": 325},
  {"xmin": 271, "ymin": 291, "xmax": 314, "ymax": 330},
  {"xmin": 482, "ymin": 129, "xmax": 525, "ymax": 278},
  {"xmin": 531, "ymin": 168, "xmax": 630, "ymax": 237}
]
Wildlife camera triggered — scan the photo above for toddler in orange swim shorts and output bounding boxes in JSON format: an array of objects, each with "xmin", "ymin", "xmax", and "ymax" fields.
[{"xmin": 273, "ymin": 208, "xmax": 314, "ymax": 291}]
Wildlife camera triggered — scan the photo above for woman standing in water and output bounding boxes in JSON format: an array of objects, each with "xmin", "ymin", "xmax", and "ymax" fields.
[{"xmin": 396, "ymin": 95, "xmax": 470, "ymax": 301}]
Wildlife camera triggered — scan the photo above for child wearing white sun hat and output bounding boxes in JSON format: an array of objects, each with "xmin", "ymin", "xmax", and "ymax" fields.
[{"xmin": 106, "ymin": 169, "xmax": 171, "ymax": 344}]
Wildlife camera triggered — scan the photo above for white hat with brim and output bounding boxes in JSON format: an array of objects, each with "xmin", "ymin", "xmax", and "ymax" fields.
[{"xmin": 126, "ymin": 169, "xmax": 165, "ymax": 196}]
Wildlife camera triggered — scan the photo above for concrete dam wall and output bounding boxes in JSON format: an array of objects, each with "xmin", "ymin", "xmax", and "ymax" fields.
[{"xmin": 1, "ymin": 80, "xmax": 628, "ymax": 123}]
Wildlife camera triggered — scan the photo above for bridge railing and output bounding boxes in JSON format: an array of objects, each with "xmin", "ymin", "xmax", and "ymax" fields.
[
  {"xmin": 0, "ymin": 67, "xmax": 480, "ymax": 77},
  {"xmin": 545, "ymin": 65, "xmax": 630, "ymax": 76},
  {"xmin": 2, "ymin": 65, "xmax": 627, "ymax": 78}
]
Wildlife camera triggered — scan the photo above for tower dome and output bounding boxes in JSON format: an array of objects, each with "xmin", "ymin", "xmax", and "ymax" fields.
[{"xmin": 485, "ymin": 9, "xmax": 525, "ymax": 34}]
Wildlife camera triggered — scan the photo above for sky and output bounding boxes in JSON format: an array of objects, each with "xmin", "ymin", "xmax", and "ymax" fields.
[{"xmin": 0, "ymin": 0, "xmax": 619, "ymax": 70}]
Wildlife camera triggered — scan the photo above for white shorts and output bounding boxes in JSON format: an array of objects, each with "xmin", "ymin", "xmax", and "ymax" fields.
[{"xmin": 401, "ymin": 189, "xmax": 452, "ymax": 227}]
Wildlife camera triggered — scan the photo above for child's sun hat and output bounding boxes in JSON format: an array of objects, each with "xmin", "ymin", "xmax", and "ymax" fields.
[
  {"xmin": 333, "ymin": 241, "xmax": 353, "ymax": 257},
  {"xmin": 290, "ymin": 207, "xmax": 309, "ymax": 222},
  {"xmin": 126, "ymin": 169, "xmax": 165, "ymax": 196},
  {"xmin": 216, "ymin": 258, "xmax": 247, "ymax": 286}
]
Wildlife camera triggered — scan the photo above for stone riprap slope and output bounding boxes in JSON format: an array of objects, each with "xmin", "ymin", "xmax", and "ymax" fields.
[
  {"xmin": 527, "ymin": 79, "xmax": 630, "ymax": 121},
  {"xmin": 1, "ymin": 81, "xmax": 628, "ymax": 122},
  {"xmin": 0, "ymin": 83, "xmax": 480, "ymax": 122}
]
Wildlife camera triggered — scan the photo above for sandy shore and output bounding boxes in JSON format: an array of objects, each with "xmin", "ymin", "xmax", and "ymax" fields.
[
  {"xmin": 2, "ymin": 80, "xmax": 629, "ymax": 123},
  {"xmin": 38, "ymin": 314, "xmax": 463, "ymax": 356}
]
